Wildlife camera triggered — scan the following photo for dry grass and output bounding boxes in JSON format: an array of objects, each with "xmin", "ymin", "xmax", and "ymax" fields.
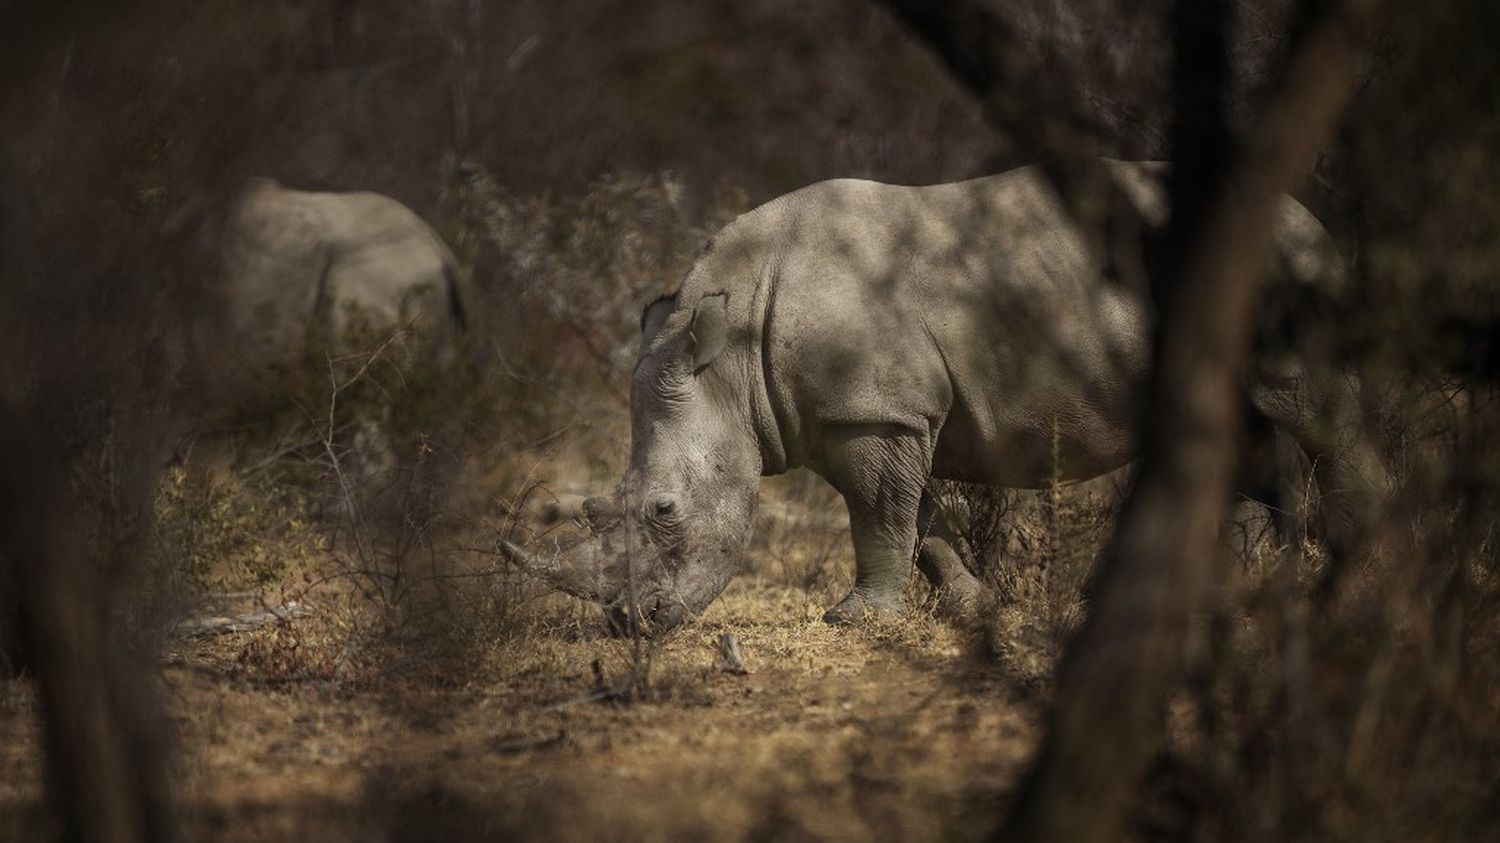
[
  {"xmin": 1, "ymin": 572, "xmax": 1038, "ymax": 842},
  {"xmin": 5, "ymin": 423, "xmax": 1493, "ymax": 842},
  {"xmin": 0, "ymin": 404, "xmax": 1137, "ymax": 843},
  {"xmin": 0, "ymin": 402, "xmax": 1052, "ymax": 842}
]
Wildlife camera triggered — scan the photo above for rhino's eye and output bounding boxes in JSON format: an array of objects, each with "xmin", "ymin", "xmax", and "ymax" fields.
[
  {"xmin": 643, "ymin": 492, "xmax": 686, "ymax": 542},
  {"xmin": 645, "ymin": 492, "xmax": 683, "ymax": 524}
]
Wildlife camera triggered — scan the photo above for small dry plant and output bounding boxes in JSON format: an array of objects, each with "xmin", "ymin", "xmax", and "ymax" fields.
[
  {"xmin": 752, "ymin": 470, "xmax": 853, "ymax": 601},
  {"xmin": 927, "ymin": 420, "xmax": 1123, "ymax": 681}
]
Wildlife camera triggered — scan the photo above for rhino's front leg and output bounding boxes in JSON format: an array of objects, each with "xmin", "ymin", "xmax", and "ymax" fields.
[{"xmin": 819, "ymin": 424, "xmax": 932, "ymax": 625}]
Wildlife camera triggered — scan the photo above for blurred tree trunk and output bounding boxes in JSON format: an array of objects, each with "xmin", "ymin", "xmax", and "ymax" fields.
[
  {"xmin": 873, "ymin": 0, "xmax": 1104, "ymax": 180},
  {"xmin": 998, "ymin": 1, "xmax": 1374, "ymax": 841},
  {"xmin": 2, "ymin": 8, "xmax": 179, "ymax": 842},
  {"xmin": 0, "ymin": 408, "xmax": 175, "ymax": 843},
  {"xmin": 873, "ymin": 0, "xmax": 1139, "ymax": 297}
]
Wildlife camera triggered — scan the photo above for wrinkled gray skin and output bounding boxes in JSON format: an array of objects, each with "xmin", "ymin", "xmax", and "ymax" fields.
[
  {"xmin": 222, "ymin": 178, "xmax": 466, "ymax": 379},
  {"xmin": 505, "ymin": 160, "xmax": 1384, "ymax": 629}
]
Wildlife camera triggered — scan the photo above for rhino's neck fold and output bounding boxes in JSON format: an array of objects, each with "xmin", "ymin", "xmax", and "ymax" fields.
[{"xmin": 748, "ymin": 256, "xmax": 788, "ymax": 474}]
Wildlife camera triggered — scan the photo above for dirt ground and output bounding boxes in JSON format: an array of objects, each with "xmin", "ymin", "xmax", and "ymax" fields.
[{"xmin": 0, "ymin": 571, "xmax": 1043, "ymax": 842}]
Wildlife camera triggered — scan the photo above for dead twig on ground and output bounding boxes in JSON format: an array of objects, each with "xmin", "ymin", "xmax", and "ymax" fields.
[
  {"xmin": 717, "ymin": 633, "xmax": 749, "ymax": 675},
  {"xmin": 174, "ymin": 602, "xmax": 311, "ymax": 638}
]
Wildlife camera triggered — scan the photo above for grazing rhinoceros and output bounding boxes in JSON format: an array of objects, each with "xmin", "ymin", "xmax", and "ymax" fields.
[
  {"xmin": 504, "ymin": 160, "xmax": 1384, "ymax": 629},
  {"xmin": 222, "ymin": 178, "xmax": 467, "ymax": 379}
]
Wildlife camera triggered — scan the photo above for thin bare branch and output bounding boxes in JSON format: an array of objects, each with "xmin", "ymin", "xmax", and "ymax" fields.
[{"xmin": 1000, "ymin": 1, "xmax": 1377, "ymax": 840}]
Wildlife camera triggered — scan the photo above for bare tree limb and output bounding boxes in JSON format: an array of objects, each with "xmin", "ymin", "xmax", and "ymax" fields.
[
  {"xmin": 872, "ymin": 0, "xmax": 1114, "ymax": 231},
  {"xmin": 173, "ymin": 602, "xmax": 312, "ymax": 638},
  {"xmin": 1, "ymin": 405, "xmax": 176, "ymax": 843},
  {"xmin": 998, "ymin": 0, "xmax": 1376, "ymax": 840}
]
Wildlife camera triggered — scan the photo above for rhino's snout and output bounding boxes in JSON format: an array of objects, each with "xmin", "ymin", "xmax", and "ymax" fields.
[
  {"xmin": 603, "ymin": 593, "xmax": 687, "ymax": 637},
  {"xmin": 651, "ymin": 600, "xmax": 685, "ymax": 630}
]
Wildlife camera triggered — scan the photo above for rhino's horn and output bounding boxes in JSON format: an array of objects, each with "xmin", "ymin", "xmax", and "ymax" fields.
[{"xmin": 500, "ymin": 539, "xmax": 615, "ymax": 604}]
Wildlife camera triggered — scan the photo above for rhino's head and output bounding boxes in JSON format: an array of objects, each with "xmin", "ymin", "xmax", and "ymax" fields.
[{"xmin": 505, "ymin": 290, "xmax": 763, "ymax": 632}]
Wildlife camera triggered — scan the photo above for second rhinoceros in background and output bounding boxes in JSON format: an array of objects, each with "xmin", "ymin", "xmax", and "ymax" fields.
[
  {"xmin": 221, "ymin": 178, "xmax": 467, "ymax": 381},
  {"xmin": 504, "ymin": 160, "xmax": 1385, "ymax": 629}
]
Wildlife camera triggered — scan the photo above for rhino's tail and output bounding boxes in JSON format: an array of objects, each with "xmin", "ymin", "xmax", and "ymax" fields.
[{"xmin": 443, "ymin": 260, "xmax": 468, "ymax": 333}]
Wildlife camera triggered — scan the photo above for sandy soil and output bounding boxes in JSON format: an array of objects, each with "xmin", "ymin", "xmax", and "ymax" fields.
[{"xmin": 0, "ymin": 577, "xmax": 1041, "ymax": 842}]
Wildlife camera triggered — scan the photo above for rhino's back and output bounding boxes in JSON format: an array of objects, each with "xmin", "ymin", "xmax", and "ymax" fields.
[
  {"xmin": 305, "ymin": 190, "xmax": 457, "ymax": 338},
  {"xmin": 223, "ymin": 182, "xmax": 459, "ymax": 363},
  {"xmin": 684, "ymin": 164, "xmax": 1337, "ymax": 486},
  {"xmin": 700, "ymin": 168, "xmax": 1153, "ymax": 484},
  {"xmin": 222, "ymin": 182, "xmax": 335, "ymax": 358}
]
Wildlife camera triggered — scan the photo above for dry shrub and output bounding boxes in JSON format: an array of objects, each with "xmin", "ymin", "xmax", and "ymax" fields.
[
  {"xmin": 751, "ymin": 470, "xmax": 855, "ymax": 600},
  {"xmin": 457, "ymin": 165, "xmax": 745, "ymax": 453},
  {"xmin": 159, "ymin": 320, "xmax": 487, "ymax": 683},
  {"xmin": 928, "ymin": 476, "xmax": 1121, "ymax": 684},
  {"xmin": 154, "ymin": 465, "xmax": 325, "ymax": 595},
  {"xmin": 1153, "ymin": 386, "xmax": 1500, "ymax": 841}
]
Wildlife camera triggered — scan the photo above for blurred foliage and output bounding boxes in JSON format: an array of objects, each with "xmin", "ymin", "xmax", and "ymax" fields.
[
  {"xmin": 154, "ymin": 465, "xmax": 323, "ymax": 594},
  {"xmin": 447, "ymin": 166, "xmax": 746, "ymax": 472}
]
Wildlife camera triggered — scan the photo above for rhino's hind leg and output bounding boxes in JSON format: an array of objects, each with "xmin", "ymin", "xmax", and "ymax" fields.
[
  {"xmin": 1251, "ymin": 369, "xmax": 1390, "ymax": 589},
  {"xmin": 915, "ymin": 492, "xmax": 988, "ymax": 619},
  {"xmin": 820, "ymin": 424, "xmax": 933, "ymax": 625},
  {"xmin": 917, "ymin": 537, "xmax": 987, "ymax": 617}
]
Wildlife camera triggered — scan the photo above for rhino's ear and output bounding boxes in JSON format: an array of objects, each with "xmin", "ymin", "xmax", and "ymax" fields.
[
  {"xmin": 640, "ymin": 293, "xmax": 677, "ymax": 353},
  {"xmin": 689, "ymin": 293, "xmax": 728, "ymax": 371}
]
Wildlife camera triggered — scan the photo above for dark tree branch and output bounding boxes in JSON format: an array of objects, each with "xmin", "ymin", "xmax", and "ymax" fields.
[
  {"xmin": 872, "ymin": 0, "xmax": 1114, "ymax": 232},
  {"xmin": 998, "ymin": 0, "xmax": 1376, "ymax": 840},
  {"xmin": 1, "ymin": 406, "xmax": 176, "ymax": 843},
  {"xmin": 3, "ymin": 9, "xmax": 181, "ymax": 842}
]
